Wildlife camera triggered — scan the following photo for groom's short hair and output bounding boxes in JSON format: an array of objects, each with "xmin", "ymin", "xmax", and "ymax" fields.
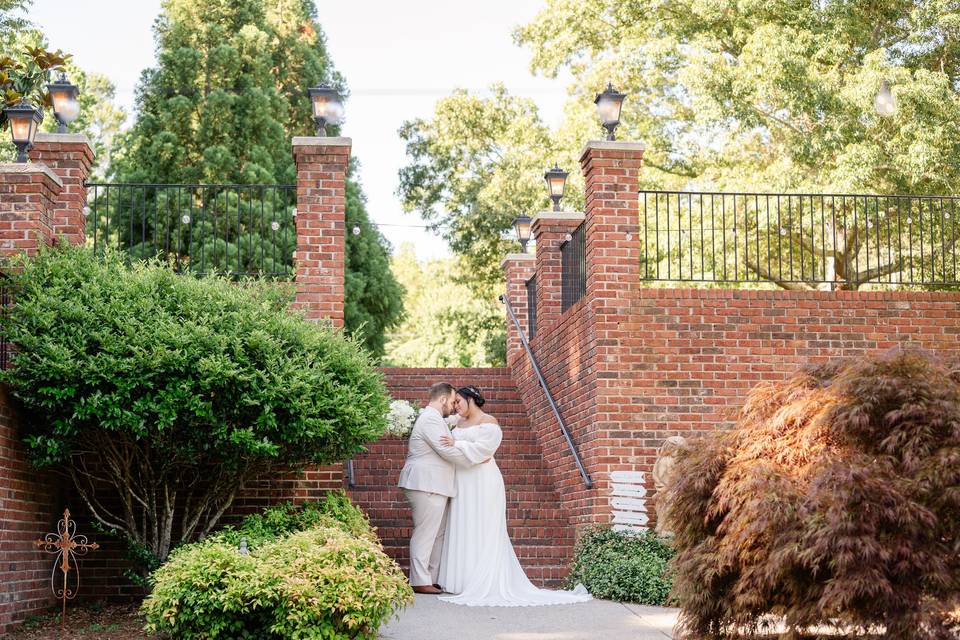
[{"xmin": 429, "ymin": 382, "xmax": 455, "ymax": 401}]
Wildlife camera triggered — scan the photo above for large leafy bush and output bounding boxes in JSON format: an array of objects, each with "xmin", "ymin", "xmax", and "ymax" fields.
[
  {"xmin": 564, "ymin": 526, "xmax": 673, "ymax": 605},
  {"xmin": 142, "ymin": 506, "xmax": 412, "ymax": 639},
  {"xmin": 664, "ymin": 351, "xmax": 960, "ymax": 639},
  {"xmin": 1, "ymin": 246, "xmax": 389, "ymax": 564}
]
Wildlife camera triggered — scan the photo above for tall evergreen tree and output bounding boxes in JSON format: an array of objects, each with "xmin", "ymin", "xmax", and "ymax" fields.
[{"xmin": 110, "ymin": 0, "xmax": 402, "ymax": 357}]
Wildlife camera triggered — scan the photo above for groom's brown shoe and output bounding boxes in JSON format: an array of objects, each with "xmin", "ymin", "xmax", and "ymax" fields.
[{"xmin": 413, "ymin": 585, "xmax": 442, "ymax": 594}]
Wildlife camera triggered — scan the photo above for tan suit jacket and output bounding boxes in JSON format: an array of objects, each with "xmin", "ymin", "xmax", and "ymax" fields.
[{"xmin": 398, "ymin": 406, "xmax": 469, "ymax": 497}]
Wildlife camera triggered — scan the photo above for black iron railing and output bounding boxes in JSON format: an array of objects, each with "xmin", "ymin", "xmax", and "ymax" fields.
[
  {"xmin": 85, "ymin": 183, "xmax": 297, "ymax": 278},
  {"xmin": 526, "ymin": 275, "xmax": 537, "ymax": 340},
  {"xmin": 560, "ymin": 222, "xmax": 586, "ymax": 309},
  {"xmin": 640, "ymin": 191, "xmax": 960, "ymax": 288},
  {"xmin": 500, "ymin": 294, "xmax": 592, "ymax": 489}
]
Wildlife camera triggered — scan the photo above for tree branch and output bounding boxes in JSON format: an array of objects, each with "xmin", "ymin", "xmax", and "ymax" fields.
[{"xmin": 746, "ymin": 255, "xmax": 816, "ymax": 291}]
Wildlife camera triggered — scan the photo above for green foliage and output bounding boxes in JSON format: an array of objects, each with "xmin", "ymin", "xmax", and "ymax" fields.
[
  {"xmin": 384, "ymin": 244, "xmax": 505, "ymax": 367},
  {"xmin": 1, "ymin": 245, "xmax": 389, "ymax": 563},
  {"xmin": 110, "ymin": 0, "xmax": 402, "ymax": 355},
  {"xmin": 216, "ymin": 491, "xmax": 376, "ymax": 549},
  {"xmin": 401, "ymin": 2, "xmax": 960, "ymax": 292},
  {"xmin": 664, "ymin": 351, "xmax": 960, "ymax": 639},
  {"xmin": 142, "ymin": 525, "xmax": 412, "ymax": 639},
  {"xmin": 398, "ymin": 86, "xmax": 566, "ymax": 296},
  {"xmin": 565, "ymin": 526, "xmax": 674, "ymax": 605}
]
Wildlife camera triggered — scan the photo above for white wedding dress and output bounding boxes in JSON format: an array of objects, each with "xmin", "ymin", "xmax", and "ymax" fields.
[{"xmin": 438, "ymin": 423, "xmax": 592, "ymax": 607}]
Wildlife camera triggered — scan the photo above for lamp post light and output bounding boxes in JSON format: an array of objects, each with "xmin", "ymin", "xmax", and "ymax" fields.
[
  {"xmin": 875, "ymin": 80, "xmax": 896, "ymax": 118},
  {"xmin": 47, "ymin": 71, "xmax": 80, "ymax": 133},
  {"xmin": 307, "ymin": 85, "xmax": 344, "ymax": 136},
  {"xmin": 4, "ymin": 99, "xmax": 43, "ymax": 163},
  {"xmin": 513, "ymin": 215, "xmax": 532, "ymax": 253},
  {"xmin": 594, "ymin": 83, "xmax": 626, "ymax": 141},
  {"xmin": 544, "ymin": 163, "xmax": 568, "ymax": 211}
]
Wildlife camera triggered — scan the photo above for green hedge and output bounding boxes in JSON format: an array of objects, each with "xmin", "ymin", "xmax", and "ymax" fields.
[
  {"xmin": 142, "ymin": 495, "xmax": 411, "ymax": 639},
  {"xmin": 565, "ymin": 526, "xmax": 674, "ymax": 605}
]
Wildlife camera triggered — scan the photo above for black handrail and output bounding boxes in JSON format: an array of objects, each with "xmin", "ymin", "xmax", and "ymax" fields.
[{"xmin": 500, "ymin": 294, "xmax": 593, "ymax": 489}]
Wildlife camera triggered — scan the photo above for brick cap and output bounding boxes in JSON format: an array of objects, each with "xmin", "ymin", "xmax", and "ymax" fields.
[
  {"xmin": 579, "ymin": 139, "xmax": 645, "ymax": 160},
  {"xmin": 531, "ymin": 211, "xmax": 585, "ymax": 227},
  {"xmin": 292, "ymin": 136, "xmax": 352, "ymax": 148},
  {"xmin": 0, "ymin": 162, "xmax": 64, "ymax": 188},
  {"xmin": 34, "ymin": 132, "xmax": 93, "ymax": 147},
  {"xmin": 501, "ymin": 253, "xmax": 536, "ymax": 267}
]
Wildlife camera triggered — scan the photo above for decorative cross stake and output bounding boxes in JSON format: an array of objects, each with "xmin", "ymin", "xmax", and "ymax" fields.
[{"xmin": 35, "ymin": 509, "xmax": 98, "ymax": 635}]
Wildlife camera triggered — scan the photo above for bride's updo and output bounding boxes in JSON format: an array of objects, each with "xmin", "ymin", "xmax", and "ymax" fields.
[{"xmin": 457, "ymin": 385, "xmax": 485, "ymax": 408}]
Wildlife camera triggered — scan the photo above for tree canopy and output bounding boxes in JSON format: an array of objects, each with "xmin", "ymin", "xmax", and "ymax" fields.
[
  {"xmin": 384, "ymin": 244, "xmax": 505, "ymax": 367},
  {"xmin": 399, "ymin": 1, "xmax": 960, "ymax": 292},
  {"xmin": 111, "ymin": 0, "xmax": 402, "ymax": 356}
]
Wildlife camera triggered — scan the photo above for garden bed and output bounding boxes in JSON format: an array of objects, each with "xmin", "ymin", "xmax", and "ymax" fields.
[{"xmin": 11, "ymin": 603, "xmax": 146, "ymax": 640}]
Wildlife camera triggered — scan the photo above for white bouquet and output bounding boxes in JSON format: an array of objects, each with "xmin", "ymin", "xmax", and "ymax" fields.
[{"xmin": 384, "ymin": 399, "xmax": 419, "ymax": 437}]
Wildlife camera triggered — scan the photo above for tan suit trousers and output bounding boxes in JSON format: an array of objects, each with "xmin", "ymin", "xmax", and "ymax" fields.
[{"xmin": 404, "ymin": 489, "xmax": 449, "ymax": 587}]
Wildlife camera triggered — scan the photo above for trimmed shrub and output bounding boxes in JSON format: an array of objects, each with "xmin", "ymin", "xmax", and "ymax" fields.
[
  {"xmin": 664, "ymin": 351, "xmax": 960, "ymax": 639},
  {"xmin": 1, "ymin": 245, "xmax": 389, "ymax": 567},
  {"xmin": 142, "ymin": 526, "xmax": 412, "ymax": 639},
  {"xmin": 564, "ymin": 526, "xmax": 674, "ymax": 605}
]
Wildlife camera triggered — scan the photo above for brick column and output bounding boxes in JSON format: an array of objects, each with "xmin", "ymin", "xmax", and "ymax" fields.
[
  {"xmin": 27, "ymin": 133, "xmax": 94, "ymax": 245},
  {"xmin": 292, "ymin": 136, "xmax": 350, "ymax": 327},
  {"xmin": 532, "ymin": 211, "xmax": 586, "ymax": 337},
  {"xmin": 0, "ymin": 163, "xmax": 62, "ymax": 259},
  {"xmin": 501, "ymin": 252, "xmax": 536, "ymax": 366},
  {"xmin": 579, "ymin": 140, "xmax": 646, "ymax": 522}
]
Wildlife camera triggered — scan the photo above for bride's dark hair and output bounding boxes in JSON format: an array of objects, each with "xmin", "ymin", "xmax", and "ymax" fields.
[{"xmin": 457, "ymin": 385, "xmax": 485, "ymax": 408}]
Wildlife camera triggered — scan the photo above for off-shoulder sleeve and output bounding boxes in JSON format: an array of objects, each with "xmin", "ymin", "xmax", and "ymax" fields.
[{"xmin": 453, "ymin": 424, "xmax": 502, "ymax": 464}]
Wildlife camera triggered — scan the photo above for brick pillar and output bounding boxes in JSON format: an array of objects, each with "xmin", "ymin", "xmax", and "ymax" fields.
[
  {"xmin": 0, "ymin": 163, "xmax": 62, "ymax": 259},
  {"xmin": 290, "ymin": 136, "xmax": 351, "ymax": 494},
  {"xmin": 532, "ymin": 211, "xmax": 585, "ymax": 337},
  {"xmin": 27, "ymin": 133, "xmax": 93, "ymax": 245},
  {"xmin": 501, "ymin": 252, "xmax": 536, "ymax": 366},
  {"xmin": 579, "ymin": 140, "xmax": 646, "ymax": 523},
  {"xmin": 292, "ymin": 136, "xmax": 350, "ymax": 327}
]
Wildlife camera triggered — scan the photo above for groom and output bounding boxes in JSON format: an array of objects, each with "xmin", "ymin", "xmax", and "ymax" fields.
[{"xmin": 398, "ymin": 382, "xmax": 468, "ymax": 594}]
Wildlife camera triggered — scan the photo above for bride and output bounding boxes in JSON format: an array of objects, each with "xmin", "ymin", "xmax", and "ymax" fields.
[{"xmin": 436, "ymin": 385, "xmax": 592, "ymax": 607}]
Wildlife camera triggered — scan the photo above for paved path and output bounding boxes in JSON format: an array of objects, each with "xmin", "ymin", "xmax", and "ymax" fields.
[{"xmin": 380, "ymin": 594, "xmax": 679, "ymax": 640}]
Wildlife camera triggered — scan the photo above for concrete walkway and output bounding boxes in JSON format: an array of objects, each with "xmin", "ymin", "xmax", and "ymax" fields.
[{"xmin": 380, "ymin": 594, "xmax": 679, "ymax": 640}]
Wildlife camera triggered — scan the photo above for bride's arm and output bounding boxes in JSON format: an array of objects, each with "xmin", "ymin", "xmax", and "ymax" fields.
[{"xmin": 452, "ymin": 424, "xmax": 502, "ymax": 465}]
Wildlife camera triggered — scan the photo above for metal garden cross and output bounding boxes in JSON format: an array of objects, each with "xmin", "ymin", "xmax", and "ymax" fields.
[{"xmin": 35, "ymin": 508, "xmax": 99, "ymax": 635}]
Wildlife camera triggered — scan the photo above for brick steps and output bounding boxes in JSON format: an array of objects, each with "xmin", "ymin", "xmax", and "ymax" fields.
[{"xmin": 349, "ymin": 368, "xmax": 576, "ymax": 588}]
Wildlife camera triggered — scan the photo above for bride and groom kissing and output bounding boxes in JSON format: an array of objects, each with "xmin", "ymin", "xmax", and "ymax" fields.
[{"xmin": 397, "ymin": 382, "xmax": 592, "ymax": 607}]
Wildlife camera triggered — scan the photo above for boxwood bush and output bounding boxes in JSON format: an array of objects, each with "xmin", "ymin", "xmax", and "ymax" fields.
[
  {"xmin": 142, "ymin": 525, "xmax": 412, "ymax": 639},
  {"xmin": 565, "ymin": 526, "xmax": 674, "ymax": 605}
]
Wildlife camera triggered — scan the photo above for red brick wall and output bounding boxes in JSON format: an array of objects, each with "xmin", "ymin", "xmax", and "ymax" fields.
[
  {"xmin": 0, "ymin": 385, "xmax": 61, "ymax": 635},
  {"xmin": 508, "ymin": 285, "xmax": 960, "ymax": 531}
]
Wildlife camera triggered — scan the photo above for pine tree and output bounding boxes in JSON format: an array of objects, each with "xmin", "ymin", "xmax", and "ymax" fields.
[{"xmin": 109, "ymin": 0, "xmax": 402, "ymax": 357}]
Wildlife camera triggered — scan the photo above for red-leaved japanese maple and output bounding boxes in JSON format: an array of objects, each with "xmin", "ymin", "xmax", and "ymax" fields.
[{"xmin": 663, "ymin": 351, "xmax": 960, "ymax": 639}]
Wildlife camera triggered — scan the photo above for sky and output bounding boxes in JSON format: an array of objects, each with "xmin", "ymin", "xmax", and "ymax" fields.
[{"xmin": 27, "ymin": 0, "xmax": 572, "ymax": 261}]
